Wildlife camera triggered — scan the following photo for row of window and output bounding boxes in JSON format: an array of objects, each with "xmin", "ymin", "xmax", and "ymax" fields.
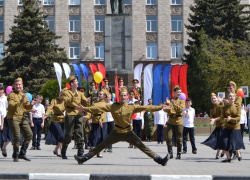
[
  {"xmin": 69, "ymin": 42, "xmax": 182, "ymax": 60},
  {"xmin": 0, "ymin": 0, "xmax": 182, "ymax": 6}
]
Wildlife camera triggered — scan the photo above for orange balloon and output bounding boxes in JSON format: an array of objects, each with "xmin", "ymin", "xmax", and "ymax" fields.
[{"xmin": 237, "ymin": 91, "xmax": 244, "ymax": 98}]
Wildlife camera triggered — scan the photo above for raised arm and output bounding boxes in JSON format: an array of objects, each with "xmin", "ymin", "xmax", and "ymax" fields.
[
  {"xmin": 83, "ymin": 104, "xmax": 112, "ymax": 114},
  {"xmin": 46, "ymin": 99, "xmax": 55, "ymax": 116},
  {"xmin": 133, "ymin": 105, "xmax": 162, "ymax": 113}
]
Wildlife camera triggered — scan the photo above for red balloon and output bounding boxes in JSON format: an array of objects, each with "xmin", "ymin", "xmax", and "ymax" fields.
[
  {"xmin": 66, "ymin": 83, "xmax": 70, "ymax": 89},
  {"xmin": 237, "ymin": 91, "xmax": 244, "ymax": 98}
]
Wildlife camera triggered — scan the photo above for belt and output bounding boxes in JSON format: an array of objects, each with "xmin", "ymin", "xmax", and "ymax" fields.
[
  {"xmin": 170, "ymin": 115, "xmax": 182, "ymax": 118},
  {"xmin": 54, "ymin": 114, "xmax": 63, "ymax": 116},
  {"xmin": 33, "ymin": 118, "xmax": 42, "ymax": 120},
  {"xmin": 94, "ymin": 114, "xmax": 101, "ymax": 116},
  {"xmin": 66, "ymin": 106, "xmax": 74, "ymax": 109},
  {"xmin": 115, "ymin": 124, "xmax": 131, "ymax": 129}
]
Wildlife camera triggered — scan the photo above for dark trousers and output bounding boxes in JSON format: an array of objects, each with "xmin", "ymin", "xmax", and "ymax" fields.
[
  {"xmin": 0, "ymin": 130, "xmax": 2, "ymax": 147},
  {"xmin": 31, "ymin": 118, "xmax": 43, "ymax": 147},
  {"xmin": 91, "ymin": 130, "xmax": 156, "ymax": 158},
  {"xmin": 133, "ymin": 120, "xmax": 142, "ymax": 139},
  {"xmin": 107, "ymin": 121, "xmax": 114, "ymax": 149},
  {"xmin": 157, "ymin": 124, "xmax": 164, "ymax": 143},
  {"xmin": 240, "ymin": 123, "xmax": 245, "ymax": 139},
  {"xmin": 183, "ymin": 127, "xmax": 197, "ymax": 151}
]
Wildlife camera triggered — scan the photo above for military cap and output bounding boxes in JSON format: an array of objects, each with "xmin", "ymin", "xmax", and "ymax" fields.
[
  {"xmin": 118, "ymin": 77, "xmax": 124, "ymax": 82},
  {"xmin": 148, "ymin": 98, "xmax": 152, "ymax": 101},
  {"xmin": 67, "ymin": 76, "xmax": 76, "ymax": 84},
  {"xmin": 44, "ymin": 98, "xmax": 49, "ymax": 101},
  {"xmin": 77, "ymin": 86, "xmax": 86, "ymax": 92},
  {"xmin": 211, "ymin": 93, "xmax": 216, "ymax": 97},
  {"xmin": 45, "ymin": 103, "xmax": 50, "ymax": 106},
  {"xmin": 90, "ymin": 81, "xmax": 95, "ymax": 86},
  {"xmin": 120, "ymin": 88, "xmax": 127, "ymax": 93},
  {"xmin": 132, "ymin": 79, "xmax": 139, "ymax": 83},
  {"xmin": 228, "ymin": 81, "xmax": 236, "ymax": 87},
  {"xmin": 101, "ymin": 89, "xmax": 109, "ymax": 96},
  {"xmin": 103, "ymin": 78, "xmax": 109, "ymax": 82}
]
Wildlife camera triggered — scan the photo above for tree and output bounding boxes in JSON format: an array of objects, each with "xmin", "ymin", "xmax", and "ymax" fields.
[{"xmin": 1, "ymin": 0, "xmax": 68, "ymax": 95}]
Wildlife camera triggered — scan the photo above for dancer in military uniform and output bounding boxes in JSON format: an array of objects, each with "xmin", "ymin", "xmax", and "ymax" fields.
[
  {"xmin": 44, "ymin": 103, "xmax": 52, "ymax": 139},
  {"xmin": 89, "ymin": 81, "xmax": 99, "ymax": 105},
  {"xmin": 164, "ymin": 86, "xmax": 185, "ymax": 159},
  {"xmin": 101, "ymin": 78, "xmax": 112, "ymax": 94},
  {"xmin": 61, "ymin": 76, "xmax": 91, "ymax": 159},
  {"xmin": 7, "ymin": 78, "xmax": 36, "ymax": 162},
  {"xmin": 74, "ymin": 88, "xmax": 171, "ymax": 166},
  {"xmin": 144, "ymin": 98, "xmax": 155, "ymax": 142},
  {"xmin": 131, "ymin": 79, "xmax": 142, "ymax": 101}
]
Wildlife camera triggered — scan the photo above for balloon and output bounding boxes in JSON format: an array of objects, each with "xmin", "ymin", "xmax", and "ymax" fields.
[
  {"xmin": 179, "ymin": 93, "xmax": 186, "ymax": 100},
  {"xmin": 6, "ymin": 86, "xmax": 13, "ymax": 95},
  {"xmin": 237, "ymin": 90, "xmax": 244, "ymax": 98},
  {"xmin": 237, "ymin": 88, "xmax": 243, "ymax": 93},
  {"xmin": 66, "ymin": 83, "xmax": 70, "ymax": 89},
  {"xmin": 94, "ymin": 72, "xmax": 103, "ymax": 84},
  {"xmin": 26, "ymin": 93, "xmax": 32, "ymax": 103},
  {"xmin": 112, "ymin": 93, "xmax": 115, "ymax": 100}
]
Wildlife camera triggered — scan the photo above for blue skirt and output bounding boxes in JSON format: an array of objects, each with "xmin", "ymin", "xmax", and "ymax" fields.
[
  {"xmin": 45, "ymin": 122, "xmax": 65, "ymax": 145},
  {"xmin": 2, "ymin": 118, "xmax": 14, "ymax": 143},
  {"xmin": 218, "ymin": 128, "xmax": 245, "ymax": 151},
  {"xmin": 201, "ymin": 127, "xmax": 224, "ymax": 150},
  {"xmin": 89, "ymin": 122, "xmax": 107, "ymax": 147}
]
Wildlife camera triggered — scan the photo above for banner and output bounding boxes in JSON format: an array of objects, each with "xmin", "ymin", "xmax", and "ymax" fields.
[
  {"xmin": 72, "ymin": 63, "xmax": 82, "ymax": 86},
  {"xmin": 162, "ymin": 64, "xmax": 171, "ymax": 102},
  {"xmin": 114, "ymin": 73, "xmax": 119, "ymax": 102},
  {"xmin": 97, "ymin": 63, "xmax": 106, "ymax": 86},
  {"xmin": 171, "ymin": 64, "xmax": 180, "ymax": 98},
  {"xmin": 89, "ymin": 63, "xmax": 98, "ymax": 88},
  {"xmin": 134, "ymin": 64, "xmax": 143, "ymax": 87},
  {"xmin": 179, "ymin": 64, "xmax": 188, "ymax": 99},
  {"xmin": 62, "ymin": 63, "xmax": 71, "ymax": 79},
  {"xmin": 80, "ymin": 63, "xmax": 89, "ymax": 95},
  {"xmin": 53, "ymin": 63, "xmax": 62, "ymax": 92},
  {"xmin": 153, "ymin": 64, "xmax": 162, "ymax": 105},
  {"xmin": 143, "ymin": 64, "xmax": 153, "ymax": 105}
]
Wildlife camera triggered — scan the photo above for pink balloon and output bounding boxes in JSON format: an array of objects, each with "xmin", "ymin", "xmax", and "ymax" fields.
[
  {"xmin": 179, "ymin": 92, "xmax": 186, "ymax": 100},
  {"xmin": 6, "ymin": 86, "xmax": 13, "ymax": 95}
]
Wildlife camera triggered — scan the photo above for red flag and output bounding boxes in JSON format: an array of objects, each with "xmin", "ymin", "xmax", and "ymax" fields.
[
  {"xmin": 97, "ymin": 63, "xmax": 106, "ymax": 86},
  {"xmin": 114, "ymin": 73, "xmax": 119, "ymax": 102},
  {"xmin": 179, "ymin": 64, "xmax": 188, "ymax": 99},
  {"xmin": 89, "ymin": 63, "xmax": 98, "ymax": 89},
  {"xmin": 171, "ymin": 64, "xmax": 180, "ymax": 98}
]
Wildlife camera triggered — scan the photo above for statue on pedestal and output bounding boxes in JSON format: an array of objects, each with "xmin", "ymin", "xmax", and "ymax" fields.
[{"xmin": 110, "ymin": 0, "xmax": 125, "ymax": 14}]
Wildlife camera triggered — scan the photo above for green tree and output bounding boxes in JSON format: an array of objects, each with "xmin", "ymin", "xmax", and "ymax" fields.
[{"xmin": 1, "ymin": 0, "xmax": 68, "ymax": 95}]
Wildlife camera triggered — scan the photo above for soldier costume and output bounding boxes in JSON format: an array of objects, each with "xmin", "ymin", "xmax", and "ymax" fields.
[
  {"xmin": 74, "ymin": 88, "xmax": 169, "ymax": 166},
  {"xmin": 89, "ymin": 81, "xmax": 99, "ymax": 105},
  {"xmin": 101, "ymin": 78, "xmax": 112, "ymax": 94},
  {"xmin": 131, "ymin": 79, "xmax": 142, "ymax": 101},
  {"xmin": 44, "ymin": 103, "xmax": 52, "ymax": 139},
  {"xmin": 144, "ymin": 99, "xmax": 155, "ymax": 142},
  {"xmin": 118, "ymin": 78, "xmax": 127, "ymax": 92},
  {"xmin": 61, "ymin": 76, "xmax": 90, "ymax": 159}
]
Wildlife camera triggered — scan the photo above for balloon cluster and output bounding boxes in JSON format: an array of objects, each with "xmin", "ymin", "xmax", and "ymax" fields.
[{"xmin": 237, "ymin": 88, "xmax": 244, "ymax": 98}]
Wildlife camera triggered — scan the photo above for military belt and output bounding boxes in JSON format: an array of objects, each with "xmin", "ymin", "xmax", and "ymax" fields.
[
  {"xmin": 115, "ymin": 124, "xmax": 131, "ymax": 129},
  {"xmin": 170, "ymin": 115, "xmax": 182, "ymax": 118},
  {"xmin": 93, "ymin": 114, "xmax": 101, "ymax": 116},
  {"xmin": 54, "ymin": 114, "xmax": 63, "ymax": 116},
  {"xmin": 66, "ymin": 106, "xmax": 74, "ymax": 109}
]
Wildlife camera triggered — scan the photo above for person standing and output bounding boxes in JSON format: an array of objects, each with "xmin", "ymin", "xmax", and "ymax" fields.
[
  {"xmin": 164, "ymin": 86, "xmax": 185, "ymax": 159},
  {"xmin": 44, "ymin": 92, "xmax": 65, "ymax": 157},
  {"xmin": 131, "ymin": 79, "xmax": 142, "ymax": 101},
  {"xmin": 127, "ymin": 91, "xmax": 136, "ymax": 104},
  {"xmin": 144, "ymin": 98, "xmax": 155, "ymax": 142},
  {"xmin": 118, "ymin": 78, "xmax": 127, "ymax": 92},
  {"xmin": 7, "ymin": 78, "xmax": 36, "ymax": 162},
  {"xmin": 182, "ymin": 98, "xmax": 197, "ymax": 154},
  {"xmin": 101, "ymin": 78, "xmax": 112, "ymax": 94},
  {"xmin": 240, "ymin": 104, "xmax": 247, "ymax": 139},
  {"xmin": 89, "ymin": 81, "xmax": 99, "ymax": 105},
  {"xmin": 43, "ymin": 98, "xmax": 51, "ymax": 140},
  {"xmin": 30, "ymin": 95, "xmax": 45, "ymax": 150},
  {"xmin": 74, "ymin": 88, "xmax": 170, "ymax": 166},
  {"xmin": 62, "ymin": 76, "xmax": 91, "ymax": 159},
  {"xmin": 154, "ymin": 103, "xmax": 167, "ymax": 144}
]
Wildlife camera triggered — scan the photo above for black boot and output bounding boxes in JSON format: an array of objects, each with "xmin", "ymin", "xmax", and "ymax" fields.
[
  {"xmin": 18, "ymin": 145, "xmax": 31, "ymax": 161},
  {"xmin": 176, "ymin": 147, "xmax": 181, "ymax": 159},
  {"xmin": 61, "ymin": 145, "xmax": 68, "ymax": 159},
  {"xmin": 12, "ymin": 148, "xmax": 19, "ymax": 162},
  {"xmin": 149, "ymin": 136, "xmax": 152, "ymax": 142},
  {"xmin": 147, "ymin": 137, "xmax": 150, "ymax": 142},
  {"xmin": 77, "ymin": 147, "xmax": 84, "ymax": 157},
  {"xmin": 84, "ymin": 135, "xmax": 90, "ymax": 149},
  {"xmin": 232, "ymin": 151, "xmax": 237, "ymax": 160},
  {"xmin": 154, "ymin": 154, "xmax": 169, "ymax": 166},
  {"xmin": 168, "ymin": 146, "xmax": 173, "ymax": 159},
  {"xmin": 74, "ymin": 152, "xmax": 93, "ymax": 165}
]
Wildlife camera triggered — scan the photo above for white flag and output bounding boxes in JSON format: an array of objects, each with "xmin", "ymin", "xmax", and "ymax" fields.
[
  {"xmin": 53, "ymin": 63, "xmax": 62, "ymax": 92},
  {"xmin": 134, "ymin": 64, "xmax": 143, "ymax": 87},
  {"xmin": 143, "ymin": 64, "xmax": 153, "ymax": 105},
  {"xmin": 62, "ymin": 63, "xmax": 71, "ymax": 79}
]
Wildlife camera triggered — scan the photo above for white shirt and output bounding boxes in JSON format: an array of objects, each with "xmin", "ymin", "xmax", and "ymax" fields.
[
  {"xmin": 106, "ymin": 101, "xmax": 114, "ymax": 122},
  {"xmin": 154, "ymin": 110, "xmax": 167, "ymax": 125},
  {"xmin": 32, "ymin": 103, "xmax": 45, "ymax": 118},
  {"xmin": 246, "ymin": 104, "xmax": 250, "ymax": 119},
  {"xmin": 0, "ymin": 95, "xmax": 8, "ymax": 118},
  {"xmin": 183, "ymin": 107, "xmax": 195, "ymax": 128},
  {"xmin": 132, "ymin": 112, "xmax": 144, "ymax": 126},
  {"xmin": 204, "ymin": 114, "xmax": 209, "ymax": 118},
  {"xmin": 0, "ymin": 110, "xmax": 2, "ymax": 126},
  {"xmin": 240, "ymin": 108, "xmax": 247, "ymax": 124},
  {"xmin": 127, "ymin": 98, "xmax": 136, "ymax": 104}
]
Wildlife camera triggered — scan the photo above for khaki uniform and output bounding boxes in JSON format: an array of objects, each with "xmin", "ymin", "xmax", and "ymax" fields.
[
  {"xmin": 101, "ymin": 86, "xmax": 112, "ymax": 94},
  {"xmin": 164, "ymin": 97, "xmax": 185, "ymax": 147},
  {"xmin": 62, "ymin": 89, "xmax": 89, "ymax": 149},
  {"xmin": 45, "ymin": 99, "xmax": 65, "ymax": 123},
  {"xmin": 144, "ymin": 112, "xmax": 154, "ymax": 139},
  {"xmin": 84, "ymin": 103, "xmax": 162, "ymax": 158},
  {"xmin": 221, "ymin": 104, "xmax": 241, "ymax": 130},
  {"xmin": 210, "ymin": 103, "xmax": 225, "ymax": 128},
  {"xmin": 7, "ymin": 91, "xmax": 33, "ymax": 149}
]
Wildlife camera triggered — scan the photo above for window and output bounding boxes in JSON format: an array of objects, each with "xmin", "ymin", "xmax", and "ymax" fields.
[
  {"xmin": 69, "ymin": 16, "xmax": 80, "ymax": 32},
  {"xmin": 171, "ymin": 43, "xmax": 182, "ymax": 58},
  {"xmin": 69, "ymin": 0, "xmax": 80, "ymax": 5},
  {"xmin": 171, "ymin": 16, "xmax": 182, "ymax": 32},
  {"xmin": 125, "ymin": 0, "xmax": 131, "ymax": 5},
  {"xmin": 44, "ymin": 0, "xmax": 54, "ymax": 5},
  {"xmin": 147, "ymin": 0, "xmax": 157, "ymax": 5},
  {"xmin": 0, "ymin": 43, "xmax": 3, "ymax": 60},
  {"xmin": 0, "ymin": 17, "xmax": 3, "ymax": 33},
  {"xmin": 45, "ymin": 16, "xmax": 54, "ymax": 31},
  {"xmin": 95, "ymin": 0, "xmax": 105, "ymax": 5},
  {"xmin": 147, "ymin": 43, "xmax": 157, "ymax": 59},
  {"xmin": 172, "ymin": 0, "xmax": 182, "ymax": 5},
  {"xmin": 70, "ymin": 43, "xmax": 80, "ymax": 59},
  {"xmin": 95, "ymin": 16, "xmax": 104, "ymax": 32},
  {"xmin": 18, "ymin": 0, "xmax": 22, "ymax": 5},
  {"xmin": 146, "ymin": 16, "xmax": 157, "ymax": 32},
  {"xmin": 95, "ymin": 43, "xmax": 104, "ymax": 59},
  {"xmin": 0, "ymin": 0, "xmax": 3, "ymax": 6}
]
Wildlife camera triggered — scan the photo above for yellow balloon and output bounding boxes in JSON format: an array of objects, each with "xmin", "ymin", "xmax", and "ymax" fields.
[
  {"xmin": 94, "ymin": 72, "xmax": 103, "ymax": 84},
  {"xmin": 237, "ymin": 88, "xmax": 243, "ymax": 93}
]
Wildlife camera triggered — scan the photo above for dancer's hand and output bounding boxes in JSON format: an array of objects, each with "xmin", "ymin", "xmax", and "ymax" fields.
[
  {"xmin": 22, "ymin": 93, "xmax": 27, "ymax": 102},
  {"xmin": 170, "ymin": 99, "xmax": 175, "ymax": 105},
  {"xmin": 227, "ymin": 116, "xmax": 231, "ymax": 122},
  {"xmin": 141, "ymin": 126, "xmax": 144, "ymax": 130},
  {"xmin": 0, "ymin": 125, "xmax": 3, "ymax": 130},
  {"xmin": 75, "ymin": 104, "xmax": 85, "ymax": 112},
  {"xmin": 41, "ymin": 123, "xmax": 44, "ymax": 128},
  {"xmin": 86, "ymin": 97, "xmax": 91, "ymax": 102},
  {"xmin": 162, "ymin": 104, "xmax": 171, "ymax": 110},
  {"xmin": 31, "ymin": 98, "xmax": 37, "ymax": 106},
  {"xmin": 87, "ymin": 119, "xmax": 92, "ymax": 124},
  {"xmin": 166, "ymin": 97, "xmax": 170, "ymax": 104},
  {"xmin": 210, "ymin": 118, "xmax": 215, "ymax": 125},
  {"xmin": 99, "ymin": 121, "xmax": 103, "ymax": 128},
  {"xmin": 82, "ymin": 116, "xmax": 87, "ymax": 121},
  {"xmin": 31, "ymin": 122, "xmax": 34, "ymax": 127},
  {"xmin": 222, "ymin": 99, "xmax": 229, "ymax": 104}
]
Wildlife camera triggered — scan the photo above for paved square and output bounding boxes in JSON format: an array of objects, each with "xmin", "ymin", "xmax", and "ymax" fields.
[{"xmin": 0, "ymin": 136, "xmax": 249, "ymax": 175}]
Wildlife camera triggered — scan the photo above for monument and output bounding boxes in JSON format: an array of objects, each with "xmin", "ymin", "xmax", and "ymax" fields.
[{"xmin": 104, "ymin": 1, "xmax": 133, "ymax": 87}]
